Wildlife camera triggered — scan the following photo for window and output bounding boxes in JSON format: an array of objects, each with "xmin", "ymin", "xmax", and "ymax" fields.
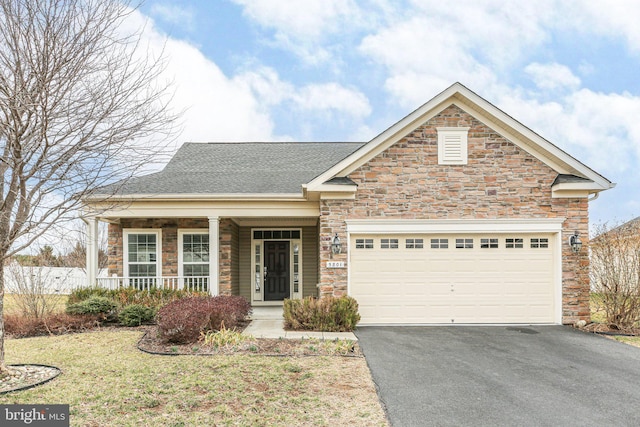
[
  {"xmin": 506, "ymin": 238, "xmax": 524, "ymax": 249},
  {"xmin": 355, "ymin": 238, "xmax": 374, "ymax": 249},
  {"xmin": 431, "ymin": 238, "xmax": 448, "ymax": 249},
  {"xmin": 456, "ymin": 238, "xmax": 473, "ymax": 249},
  {"xmin": 179, "ymin": 231, "xmax": 209, "ymax": 292},
  {"xmin": 253, "ymin": 230, "xmax": 300, "ymax": 240},
  {"xmin": 125, "ymin": 231, "xmax": 159, "ymax": 277},
  {"xmin": 406, "ymin": 238, "xmax": 424, "ymax": 249},
  {"xmin": 531, "ymin": 238, "xmax": 549, "ymax": 248},
  {"xmin": 480, "ymin": 238, "xmax": 498, "ymax": 249},
  {"xmin": 437, "ymin": 127, "xmax": 470, "ymax": 165},
  {"xmin": 124, "ymin": 230, "xmax": 161, "ymax": 289},
  {"xmin": 293, "ymin": 245, "xmax": 300, "ymax": 294},
  {"xmin": 381, "ymin": 238, "xmax": 399, "ymax": 249}
]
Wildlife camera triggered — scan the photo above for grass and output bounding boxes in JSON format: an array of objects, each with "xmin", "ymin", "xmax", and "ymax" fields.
[
  {"xmin": 590, "ymin": 294, "xmax": 607, "ymax": 324},
  {"xmin": 0, "ymin": 330, "xmax": 387, "ymax": 426},
  {"xmin": 4, "ymin": 293, "xmax": 68, "ymax": 315},
  {"xmin": 612, "ymin": 336, "xmax": 640, "ymax": 348},
  {"xmin": 590, "ymin": 292, "xmax": 640, "ymax": 326},
  {"xmin": 590, "ymin": 293, "xmax": 640, "ymax": 350}
]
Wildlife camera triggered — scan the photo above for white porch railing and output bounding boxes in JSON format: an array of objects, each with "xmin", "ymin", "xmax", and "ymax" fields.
[{"xmin": 96, "ymin": 276, "xmax": 210, "ymax": 293}]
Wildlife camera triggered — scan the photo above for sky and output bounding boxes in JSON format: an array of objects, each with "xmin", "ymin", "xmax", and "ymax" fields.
[{"xmin": 127, "ymin": 0, "xmax": 639, "ymax": 227}]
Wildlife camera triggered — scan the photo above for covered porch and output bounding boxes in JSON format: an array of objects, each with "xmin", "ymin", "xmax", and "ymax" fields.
[{"xmin": 84, "ymin": 200, "xmax": 323, "ymax": 305}]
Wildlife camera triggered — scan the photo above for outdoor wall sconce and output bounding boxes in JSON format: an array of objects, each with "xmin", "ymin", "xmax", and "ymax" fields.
[
  {"xmin": 569, "ymin": 231, "xmax": 582, "ymax": 253},
  {"xmin": 331, "ymin": 233, "xmax": 342, "ymax": 255}
]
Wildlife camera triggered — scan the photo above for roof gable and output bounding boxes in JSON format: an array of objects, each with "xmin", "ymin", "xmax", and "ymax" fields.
[{"xmin": 306, "ymin": 82, "xmax": 614, "ymax": 195}]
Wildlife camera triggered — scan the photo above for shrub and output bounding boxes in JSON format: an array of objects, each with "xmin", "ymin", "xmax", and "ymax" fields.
[
  {"xmin": 118, "ymin": 304, "xmax": 156, "ymax": 326},
  {"xmin": 109, "ymin": 287, "xmax": 205, "ymax": 309},
  {"xmin": 207, "ymin": 295, "xmax": 252, "ymax": 331},
  {"xmin": 68, "ymin": 286, "xmax": 206, "ymax": 310},
  {"xmin": 590, "ymin": 220, "xmax": 640, "ymax": 330},
  {"xmin": 156, "ymin": 297, "xmax": 213, "ymax": 344},
  {"xmin": 67, "ymin": 287, "xmax": 112, "ymax": 305},
  {"xmin": 5, "ymin": 263, "xmax": 67, "ymax": 319},
  {"xmin": 5, "ymin": 313, "xmax": 101, "ymax": 338},
  {"xmin": 66, "ymin": 296, "xmax": 117, "ymax": 318},
  {"xmin": 156, "ymin": 295, "xmax": 251, "ymax": 344},
  {"xmin": 284, "ymin": 296, "xmax": 360, "ymax": 332}
]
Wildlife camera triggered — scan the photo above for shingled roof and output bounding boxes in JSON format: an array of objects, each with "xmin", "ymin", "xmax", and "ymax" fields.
[{"xmin": 103, "ymin": 142, "xmax": 364, "ymax": 195}]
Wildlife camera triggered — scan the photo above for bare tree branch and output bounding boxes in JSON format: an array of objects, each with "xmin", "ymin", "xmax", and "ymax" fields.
[
  {"xmin": 0, "ymin": 0, "xmax": 179, "ymax": 370},
  {"xmin": 590, "ymin": 220, "xmax": 640, "ymax": 330}
]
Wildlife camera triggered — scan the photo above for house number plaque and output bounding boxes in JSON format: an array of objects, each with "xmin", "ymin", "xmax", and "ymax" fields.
[{"xmin": 326, "ymin": 261, "xmax": 345, "ymax": 268}]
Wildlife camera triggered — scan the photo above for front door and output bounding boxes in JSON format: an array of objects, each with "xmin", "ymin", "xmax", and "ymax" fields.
[{"xmin": 264, "ymin": 241, "xmax": 290, "ymax": 301}]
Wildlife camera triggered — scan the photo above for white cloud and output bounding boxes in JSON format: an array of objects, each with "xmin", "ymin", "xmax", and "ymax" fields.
[
  {"xmin": 295, "ymin": 83, "xmax": 371, "ymax": 117},
  {"xmin": 232, "ymin": 0, "xmax": 360, "ymax": 40},
  {"xmin": 525, "ymin": 63, "xmax": 581, "ymax": 91},
  {"xmin": 497, "ymin": 89, "xmax": 640, "ymax": 176},
  {"xmin": 123, "ymin": 1, "xmax": 640, "ymax": 223},
  {"xmin": 149, "ymin": 3, "xmax": 196, "ymax": 31},
  {"xmin": 234, "ymin": 66, "xmax": 293, "ymax": 107},
  {"xmin": 230, "ymin": 0, "xmax": 372, "ymax": 65},
  {"xmin": 235, "ymin": 66, "xmax": 371, "ymax": 119},
  {"xmin": 570, "ymin": 0, "xmax": 640, "ymax": 53},
  {"xmin": 359, "ymin": 16, "xmax": 499, "ymax": 108},
  {"xmin": 234, "ymin": 66, "xmax": 371, "ymax": 139},
  {"xmin": 350, "ymin": 0, "xmax": 640, "ymax": 224},
  {"xmin": 121, "ymin": 12, "xmax": 373, "ymax": 147},
  {"xmin": 163, "ymin": 41, "xmax": 276, "ymax": 143},
  {"xmin": 118, "ymin": 10, "xmax": 279, "ymax": 149}
]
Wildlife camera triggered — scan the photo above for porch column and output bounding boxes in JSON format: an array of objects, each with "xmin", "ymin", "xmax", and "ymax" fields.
[
  {"xmin": 208, "ymin": 216, "xmax": 219, "ymax": 295},
  {"xmin": 85, "ymin": 216, "xmax": 99, "ymax": 287}
]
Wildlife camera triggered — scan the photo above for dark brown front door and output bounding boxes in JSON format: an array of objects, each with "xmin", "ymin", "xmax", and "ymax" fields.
[{"xmin": 264, "ymin": 241, "xmax": 290, "ymax": 301}]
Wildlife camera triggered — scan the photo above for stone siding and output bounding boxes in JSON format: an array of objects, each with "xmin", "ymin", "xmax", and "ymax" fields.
[
  {"xmin": 318, "ymin": 105, "xmax": 590, "ymax": 324},
  {"xmin": 107, "ymin": 218, "xmax": 236, "ymax": 296}
]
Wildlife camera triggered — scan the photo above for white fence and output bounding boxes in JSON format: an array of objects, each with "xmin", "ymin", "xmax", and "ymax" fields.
[
  {"xmin": 4, "ymin": 266, "xmax": 107, "ymax": 295},
  {"xmin": 4, "ymin": 264, "xmax": 209, "ymax": 294}
]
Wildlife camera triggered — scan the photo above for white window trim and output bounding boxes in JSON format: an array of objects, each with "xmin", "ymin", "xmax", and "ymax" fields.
[
  {"xmin": 123, "ymin": 229, "xmax": 162, "ymax": 278},
  {"xmin": 437, "ymin": 127, "xmax": 469, "ymax": 165},
  {"xmin": 178, "ymin": 229, "xmax": 209, "ymax": 277}
]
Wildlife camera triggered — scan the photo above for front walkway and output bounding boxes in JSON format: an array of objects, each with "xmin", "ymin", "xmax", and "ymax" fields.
[{"xmin": 244, "ymin": 306, "xmax": 358, "ymax": 340}]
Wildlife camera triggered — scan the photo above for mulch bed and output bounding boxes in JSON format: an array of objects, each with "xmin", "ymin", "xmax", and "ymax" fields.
[
  {"xmin": 137, "ymin": 326, "xmax": 362, "ymax": 357},
  {"xmin": 0, "ymin": 364, "xmax": 61, "ymax": 394}
]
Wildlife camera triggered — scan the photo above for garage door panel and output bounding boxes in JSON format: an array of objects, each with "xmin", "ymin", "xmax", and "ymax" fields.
[{"xmin": 350, "ymin": 233, "xmax": 555, "ymax": 324}]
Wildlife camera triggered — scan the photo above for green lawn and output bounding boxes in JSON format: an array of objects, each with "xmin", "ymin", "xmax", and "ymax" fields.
[{"xmin": 0, "ymin": 330, "xmax": 387, "ymax": 426}]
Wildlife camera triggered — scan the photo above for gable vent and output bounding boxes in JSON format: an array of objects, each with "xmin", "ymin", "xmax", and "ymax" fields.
[{"xmin": 437, "ymin": 127, "xmax": 469, "ymax": 165}]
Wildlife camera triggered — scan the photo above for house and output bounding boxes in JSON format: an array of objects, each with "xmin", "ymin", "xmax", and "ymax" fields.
[{"xmin": 83, "ymin": 83, "xmax": 614, "ymax": 325}]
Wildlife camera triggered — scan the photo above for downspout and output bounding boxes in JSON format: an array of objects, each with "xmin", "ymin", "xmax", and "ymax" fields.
[{"xmin": 588, "ymin": 192, "xmax": 599, "ymax": 202}]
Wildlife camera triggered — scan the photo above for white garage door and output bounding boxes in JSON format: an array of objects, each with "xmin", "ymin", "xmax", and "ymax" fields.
[{"xmin": 350, "ymin": 233, "xmax": 557, "ymax": 324}]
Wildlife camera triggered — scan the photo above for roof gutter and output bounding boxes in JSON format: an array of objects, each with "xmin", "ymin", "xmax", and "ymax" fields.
[{"xmin": 84, "ymin": 192, "xmax": 308, "ymax": 202}]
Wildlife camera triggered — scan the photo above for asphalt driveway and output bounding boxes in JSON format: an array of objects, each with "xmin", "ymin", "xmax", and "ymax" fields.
[{"xmin": 356, "ymin": 326, "xmax": 640, "ymax": 427}]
